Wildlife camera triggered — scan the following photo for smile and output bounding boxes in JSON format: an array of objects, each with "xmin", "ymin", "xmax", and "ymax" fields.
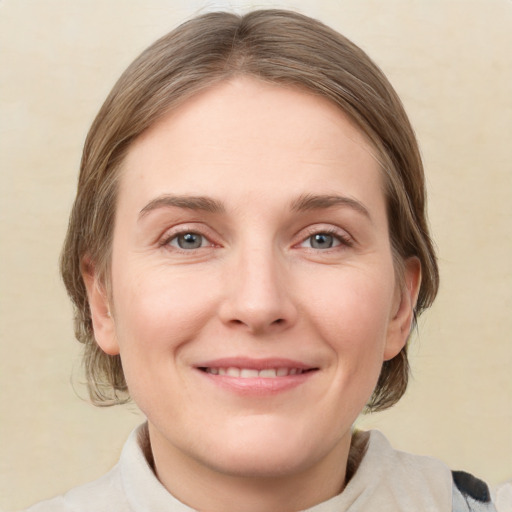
[
  {"xmin": 195, "ymin": 358, "xmax": 319, "ymax": 395},
  {"xmin": 200, "ymin": 367, "xmax": 312, "ymax": 377}
]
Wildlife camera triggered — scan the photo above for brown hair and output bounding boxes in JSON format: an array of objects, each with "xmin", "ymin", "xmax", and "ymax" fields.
[{"xmin": 61, "ymin": 9, "xmax": 439, "ymax": 410}]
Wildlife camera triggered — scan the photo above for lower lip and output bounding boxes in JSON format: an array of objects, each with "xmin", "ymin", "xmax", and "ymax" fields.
[{"xmin": 196, "ymin": 369, "xmax": 317, "ymax": 396}]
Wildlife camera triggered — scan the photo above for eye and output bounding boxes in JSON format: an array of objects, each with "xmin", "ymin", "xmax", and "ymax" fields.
[
  {"xmin": 303, "ymin": 232, "xmax": 341, "ymax": 249},
  {"xmin": 167, "ymin": 232, "xmax": 209, "ymax": 250},
  {"xmin": 297, "ymin": 227, "xmax": 354, "ymax": 251}
]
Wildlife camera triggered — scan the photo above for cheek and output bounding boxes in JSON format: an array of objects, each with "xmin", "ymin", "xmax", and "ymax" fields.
[
  {"xmin": 301, "ymin": 264, "xmax": 396, "ymax": 374},
  {"xmin": 111, "ymin": 262, "xmax": 220, "ymax": 357},
  {"xmin": 305, "ymin": 265, "xmax": 394, "ymax": 333},
  {"xmin": 110, "ymin": 264, "xmax": 222, "ymax": 414}
]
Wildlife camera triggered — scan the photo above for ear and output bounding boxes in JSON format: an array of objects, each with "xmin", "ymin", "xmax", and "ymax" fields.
[
  {"xmin": 81, "ymin": 257, "xmax": 120, "ymax": 356},
  {"xmin": 383, "ymin": 257, "xmax": 422, "ymax": 361}
]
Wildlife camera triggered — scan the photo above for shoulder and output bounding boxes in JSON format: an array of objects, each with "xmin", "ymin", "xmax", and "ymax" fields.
[
  {"xmin": 19, "ymin": 424, "xmax": 150, "ymax": 512},
  {"xmin": 359, "ymin": 431, "xmax": 500, "ymax": 512},
  {"xmin": 21, "ymin": 465, "xmax": 129, "ymax": 512},
  {"xmin": 20, "ymin": 423, "xmax": 182, "ymax": 512}
]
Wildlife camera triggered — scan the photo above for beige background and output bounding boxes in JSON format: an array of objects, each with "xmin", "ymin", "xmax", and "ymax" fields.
[{"xmin": 1, "ymin": 0, "xmax": 511, "ymax": 509}]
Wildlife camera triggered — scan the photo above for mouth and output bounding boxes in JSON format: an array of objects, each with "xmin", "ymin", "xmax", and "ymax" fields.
[
  {"xmin": 195, "ymin": 358, "xmax": 319, "ymax": 395},
  {"xmin": 198, "ymin": 366, "xmax": 317, "ymax": 379},
  {"xmin": 198, "ymin": 367, "xmax": 315, "ymax": 378}
]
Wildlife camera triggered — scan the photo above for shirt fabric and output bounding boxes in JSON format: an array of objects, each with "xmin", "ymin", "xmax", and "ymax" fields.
[{"xmin": 23, "ymin": 423, "xmax": 498, "ymax": 512}]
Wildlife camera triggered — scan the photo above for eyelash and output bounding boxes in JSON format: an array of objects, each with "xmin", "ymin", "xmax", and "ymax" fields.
[
  {"xmin": 159, "ymin": 229, "xmax": 216, "ymax": 252},
  {"xmin": 297, "ymin": 226, "xmax": 354, "ymax": 251},
  {"xmin": 159, "ymin": 226, "xmax": 353, "ymax": 253}
]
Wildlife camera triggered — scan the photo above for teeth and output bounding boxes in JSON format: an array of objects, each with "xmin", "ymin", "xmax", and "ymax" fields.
[
  {"xmin": 205, "ymin": 367, "xmax": 305, "ymax": 378},
  {"xmin": 240, "ymin": 368, "xmax": 259, "ymax": 378},
  {"xmin": 227, "ymin": 367, "xmax": 240, "ymax": 377}
]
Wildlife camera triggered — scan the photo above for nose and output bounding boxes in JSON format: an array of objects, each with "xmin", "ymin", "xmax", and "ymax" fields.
[{"xmin": 218, "ymin": 245, "xmax": 298, "ymax": 335}]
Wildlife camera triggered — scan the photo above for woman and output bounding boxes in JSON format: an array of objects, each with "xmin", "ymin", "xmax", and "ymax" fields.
[{"xmin": 25, "ymin": 9, "xmax": 498, "ymax": 512}]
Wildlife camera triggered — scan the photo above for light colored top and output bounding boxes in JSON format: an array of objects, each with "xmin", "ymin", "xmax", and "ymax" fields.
[{"xmin": 22, "ymin": 423, "xmax": 491, "ymax": 511}]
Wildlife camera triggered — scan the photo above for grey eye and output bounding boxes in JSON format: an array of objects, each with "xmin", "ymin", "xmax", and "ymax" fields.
[
  {"xmin": 173, "ymin": 232, "xmax": 205, "ymax": 249},
  {"xmin": 309, "ymin": 233, "xmax": 337, "ymax": 249}
]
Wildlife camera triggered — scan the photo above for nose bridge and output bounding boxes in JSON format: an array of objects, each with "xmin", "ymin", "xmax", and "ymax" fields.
[
  {"xmin": 240, "ymin": 242, "xmax": 280, "ymax": 302},
  {"xmin": 220, "ymin": 234, "xmax": 296, "ymax": 333}
]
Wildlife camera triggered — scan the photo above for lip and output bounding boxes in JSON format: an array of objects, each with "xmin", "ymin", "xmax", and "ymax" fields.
[
  {"xmin": 196, "ymin": 357, "xmax": 314, "ymax": 371},
  {"xmin": 195, "ymin": 357, "xmax": 319, "ymax": 396}
]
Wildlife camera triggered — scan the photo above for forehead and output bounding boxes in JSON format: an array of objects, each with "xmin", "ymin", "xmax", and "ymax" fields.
[{"xmin": 119, "ymin": 77, "xmax": 384, "ymax": 214}]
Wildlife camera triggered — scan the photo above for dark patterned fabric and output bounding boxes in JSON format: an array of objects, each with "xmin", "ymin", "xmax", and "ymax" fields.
[{"xmin": 452, "ymin": 471, "xmax": 498, "ymax": 512}]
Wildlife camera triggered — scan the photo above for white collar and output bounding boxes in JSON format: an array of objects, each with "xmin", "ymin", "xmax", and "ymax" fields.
[{"xmin": 119, "ymin": 424, "xmax": 452, "ymax": 511}]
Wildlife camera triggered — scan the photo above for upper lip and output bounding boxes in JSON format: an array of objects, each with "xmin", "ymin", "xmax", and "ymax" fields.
[{"xmin": 195, "ymin": 357, "xmax": 317, "ymax": 371}]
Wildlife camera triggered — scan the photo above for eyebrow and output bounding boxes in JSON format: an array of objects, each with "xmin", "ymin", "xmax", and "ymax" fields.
[
  {"xmin": 290, "ymin": 193, "xmax": 371, "ymax": 220},
  {"xmin": 139, "ymin": 194, "xmax": 225, "ymax": 218},
  {"xmin": 138, "ymin": 193, "xmax": 371, "ymax": 221}
]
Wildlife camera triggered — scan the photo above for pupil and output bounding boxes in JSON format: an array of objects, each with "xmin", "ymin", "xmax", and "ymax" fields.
[
  {"xmin": 178, "ymin": 233, "xmax": 202, "ymax": 249},
  {"xmin": 312, "ymin": 233, "xmax": 333, "ymax": 249}
]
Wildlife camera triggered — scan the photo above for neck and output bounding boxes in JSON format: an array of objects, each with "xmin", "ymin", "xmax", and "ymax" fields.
[{"xmin": 146, "ymin": 423, "xmax": 354, "ymax": 512}]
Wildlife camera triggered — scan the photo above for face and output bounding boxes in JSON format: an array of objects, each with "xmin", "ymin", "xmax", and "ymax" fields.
[{"xmin": 87, "ymin": 78, "xmax": 418, "ymax": 484}]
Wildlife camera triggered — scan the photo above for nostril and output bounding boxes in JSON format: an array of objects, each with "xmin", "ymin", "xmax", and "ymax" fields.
[{"xmin": 228, "ymin": 317, "xmax": 285, "ymax": 330}]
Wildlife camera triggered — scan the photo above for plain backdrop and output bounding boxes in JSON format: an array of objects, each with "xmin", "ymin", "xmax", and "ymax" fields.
[{"xmin": 1, "ymin": 0, "xmax": 511, "ymax": 510}]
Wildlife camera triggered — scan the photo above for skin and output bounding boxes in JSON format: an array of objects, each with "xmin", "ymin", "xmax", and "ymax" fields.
[{"xmin": 84, "ymin": 77, "xmax": 421, "ymax": 512}]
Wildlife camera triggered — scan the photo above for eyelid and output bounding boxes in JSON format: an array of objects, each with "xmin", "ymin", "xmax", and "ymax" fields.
[
  {"xmin": 158, "ymin": 223, "xmax": 220, "ymax": 250},
  {"xmin": 156, "ymin": 222, "xmax": 354, "ymax": 251},
  {"xmin": 294, "ymin": 224, "xmax": 354, "ymax": 249}
]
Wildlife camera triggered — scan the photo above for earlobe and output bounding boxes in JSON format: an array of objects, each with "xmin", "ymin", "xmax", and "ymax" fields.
[
  {"xmin": 81, "ymin": 257, "xmax": 120, "ymax": 356},
  {"xmin": 383, "ymin": 257, "xmax": 422, "ymax": 361}
]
